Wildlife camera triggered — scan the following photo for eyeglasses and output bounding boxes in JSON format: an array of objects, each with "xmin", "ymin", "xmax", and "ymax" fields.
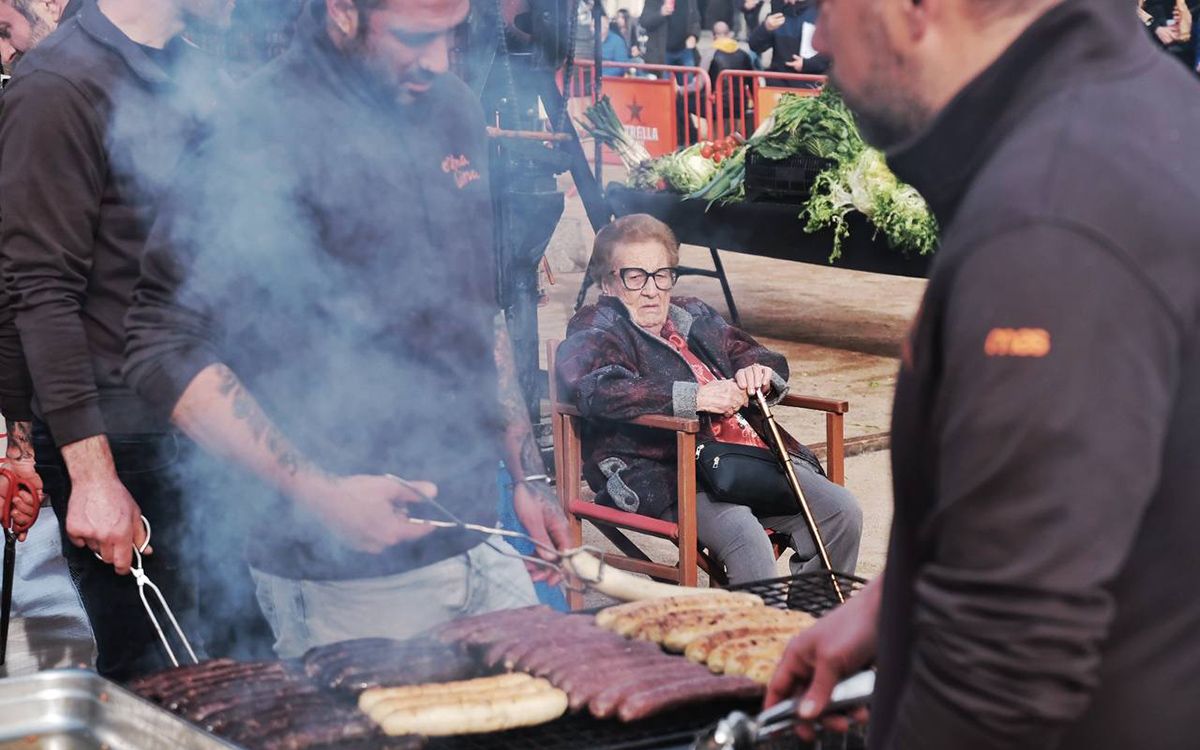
[{"xmin": 612, "ymin": 267, "xmax": 680, "ymax": 291}]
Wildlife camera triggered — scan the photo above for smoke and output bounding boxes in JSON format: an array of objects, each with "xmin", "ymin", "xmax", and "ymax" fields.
[{"xmin": 108, "ymin": 1, "xmax": 516, "ymax": 657}]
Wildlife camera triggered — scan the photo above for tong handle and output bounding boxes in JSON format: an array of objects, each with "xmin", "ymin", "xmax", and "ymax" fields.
[{"xmin": 756, "ymin": 670, "xmax": 875, "ymax": 739}]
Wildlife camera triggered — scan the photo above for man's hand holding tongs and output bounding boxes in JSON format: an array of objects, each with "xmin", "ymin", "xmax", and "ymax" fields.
[
  {"xmin": 0, "ymin": 460, "xmax": 42, "ymax": 542},
  {"xmin": 295, "ymin": 474, "xmax": 438, "ymax": 555},
  {"xmin": 511, "ymin": 479, "xmax": 572, "ymax": 585}
]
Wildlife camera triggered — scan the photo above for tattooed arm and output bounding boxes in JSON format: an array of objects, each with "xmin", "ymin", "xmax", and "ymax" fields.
[
  {"xmin": 170, "ymin": 364, "xmax": 434, "ymax": 554},
  {"xmin": 1, "ymin": 418, "xmax": 43, "ymax": 540},
  {"xmin": 494, "ymin": 315, "xmax": 570, "ymax": 579}
]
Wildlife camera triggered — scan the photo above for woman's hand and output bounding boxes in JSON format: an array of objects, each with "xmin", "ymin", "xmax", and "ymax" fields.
[
  {"xmin": 734, "ymin": 364, "xmax": 776, "ymax": 396},
  {"xmin": 696, "ymin": 380, "xmax": 749, "ymax": 417}
]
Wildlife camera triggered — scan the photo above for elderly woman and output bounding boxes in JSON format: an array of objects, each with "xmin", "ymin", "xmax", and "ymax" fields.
[{"xmin": 557, "ymin": 215, "xmax": 862, "ymax": 584}]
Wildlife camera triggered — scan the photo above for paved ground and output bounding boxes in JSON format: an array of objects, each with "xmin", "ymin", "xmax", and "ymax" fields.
[{"xmin": 541, "ymin": 182, "xmax": 927, "ymax": 587}]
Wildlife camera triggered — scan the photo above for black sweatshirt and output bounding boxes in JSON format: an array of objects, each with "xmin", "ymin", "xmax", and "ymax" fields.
[
  {"xmin": 875, "ymin": 2, "xmax": 1200, "ymax": 749},
  {"xmin": 0, "ymin": 2, "xmax": 212, "ymax": 446},
  {"xmin": 123, "ymin": 8, "xmax": 504, "ymax": 581}
]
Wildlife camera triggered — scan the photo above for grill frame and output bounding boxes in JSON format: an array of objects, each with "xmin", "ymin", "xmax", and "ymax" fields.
[{"xmin": 425, "ymin": 571, "xmax": 870, "ymax": 750}]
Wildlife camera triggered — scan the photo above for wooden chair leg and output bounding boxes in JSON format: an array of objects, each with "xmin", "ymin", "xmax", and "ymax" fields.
[
  {"xmin": 826, "ymin": 412, "xmax": 846, "ymax": 486},
  {"xmin": 561, "ymin": 414, "xmax": 586, "ymax": 611},
  {"xmin": 676, "ymin": 432, "xmax": 699, "ymax": 587}
]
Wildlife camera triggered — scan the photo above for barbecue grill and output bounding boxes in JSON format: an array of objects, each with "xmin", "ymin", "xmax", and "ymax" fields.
[{"xmin": 37, "ymin": 571, "xmax": 866, "ymax": 750}]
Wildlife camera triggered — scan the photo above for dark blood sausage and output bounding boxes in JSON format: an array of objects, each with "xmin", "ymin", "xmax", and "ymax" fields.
[
  {"xmin": 160, "ymin": 663, "xmax": 290, "ymax": 710},
  {"xmin": 333, "ymin": 650, "xmax": 479, "ymax": 694},
  {"xmin": 233, "ymin": 709, "xmax": 379, "ymax": 750},
  {"xmin": 434, "ymin": 605, "xmax": 553, "ymax": 644},
  {"xmin": 536, "ymin": 641, "xmax": 663, "ymax": 681},
  {"xmin": 187, "ymin": 681, "xmax": 320, "ymax": 724},
  {"xmin": 588, "ymin": 662, "xmax": 716, "ymax": 718},
  {"xmin": 127, "ymin": 658, "xmax": 239, "ymax": 699},
  {"xmin": 203, "ymin": 691, "xmax": 333, "ymax": 735},
  {"xmin": 617, "ymin": 675, "xmax": 764, "ymax": 722},
  {"xmin": 303, "ymin": 638, "xmax": 415, "ymax": 678}
]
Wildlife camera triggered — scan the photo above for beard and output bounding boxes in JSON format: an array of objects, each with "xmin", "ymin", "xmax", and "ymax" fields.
[{"xmin": 828, "ymin": 10, "xmax": 933, "ymax": 151}]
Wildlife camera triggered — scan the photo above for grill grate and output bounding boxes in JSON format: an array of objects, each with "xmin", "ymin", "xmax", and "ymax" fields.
[
  {"xmin": 727, "ymin": 571, "xmax": 867, "ymax": 617},
  {"xmin": 424, "ymin": 571, "xmax": 869, "ymax": 750}
]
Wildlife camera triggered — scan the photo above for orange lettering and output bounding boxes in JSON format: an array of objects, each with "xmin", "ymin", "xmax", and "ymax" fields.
[{"xmin": 984, "ymin": 328, "xmax": 1051, "ymax": 358}]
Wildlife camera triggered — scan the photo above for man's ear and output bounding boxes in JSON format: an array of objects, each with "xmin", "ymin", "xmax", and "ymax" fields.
[
  {"xmin": 902, "ymin": 0, "xmax": 934, "ymax": 41},
  {"xmin": 326, "ymin": 0, "xmax": 361, "ymax": 44}
]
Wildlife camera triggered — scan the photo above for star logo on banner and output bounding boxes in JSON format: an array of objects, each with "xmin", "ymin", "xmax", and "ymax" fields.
[{"xmin": 626, "ymin": 98, "xmax": 645, "ymax": 123}]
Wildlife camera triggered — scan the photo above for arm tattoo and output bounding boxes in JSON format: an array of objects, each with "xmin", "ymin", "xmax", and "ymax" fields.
[
  {"xmin": 214, "ymin": 365, "xmax": 301, "ymax": 476},
  {"xmin": 5, "ymin": 419, "xmax": 33, "ymax": 462},
  {"xmin": 493, "ymin": 313, "xmax": 529, "ymax": 426}
]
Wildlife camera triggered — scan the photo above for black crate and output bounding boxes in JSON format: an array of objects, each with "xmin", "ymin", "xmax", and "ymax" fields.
[{"xmin": 743, "ymin": 153, "xmax": 835, "ymax": 202}]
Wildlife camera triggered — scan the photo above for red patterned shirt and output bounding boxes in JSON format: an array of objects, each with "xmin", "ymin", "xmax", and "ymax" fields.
[{"xmin": 661, "ymin": 320, "xmax": 768, "ymax": 449}]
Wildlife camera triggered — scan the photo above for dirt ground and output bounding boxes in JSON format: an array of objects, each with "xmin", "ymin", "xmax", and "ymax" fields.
[{"xmin": 540, "ymin": 185, "xmax": 928, "ymax": 585}]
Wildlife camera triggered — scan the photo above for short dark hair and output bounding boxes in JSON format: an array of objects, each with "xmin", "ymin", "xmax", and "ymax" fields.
[{"xmin": 589, "ymin": 214, "xmax": 680, "ymax": 284}]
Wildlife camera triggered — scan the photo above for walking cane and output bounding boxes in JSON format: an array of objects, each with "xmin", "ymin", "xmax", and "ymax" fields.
[{"xmin": 752, "ymin": 391, "xmax": 846, "ymax": 604}]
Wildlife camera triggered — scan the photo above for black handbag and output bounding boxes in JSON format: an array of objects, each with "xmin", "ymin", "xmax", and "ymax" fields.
[{"xmin": 695, "ymin": 442, "xmax": 801, "ymax": 518}]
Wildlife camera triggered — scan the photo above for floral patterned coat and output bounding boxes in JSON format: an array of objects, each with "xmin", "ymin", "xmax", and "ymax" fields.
[{"xmin": 555, "ymin": 295, "xmax": 822, "ymax": 519}]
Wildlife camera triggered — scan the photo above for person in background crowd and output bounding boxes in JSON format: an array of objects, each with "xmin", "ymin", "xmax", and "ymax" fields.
[
  {"xmin": 0, "ymin": 0, "xmax": 254, "ymax": 682},
  {"xmin": 750, "ymin": 0, "xmax": 826, "ymax": 86},
  {"xmin": 702, "ymin": 0, "xmax": 734, "ymax": 31},
  {"xmin": 1139, "ymin": 0, "xmax": 1197, "ymax": 69},
  {"xmin": 0, "ymin": 0, "xmax": 60, "ymax": 69},
  {"xmin": 600, "ymin": 11, "xmax": 632, "ymax": 76},
  {"xmin": 767, "ymin": 0, "xmax": 1200, "ymax": 747},
  {"xmin": 742, "ymin": 0, "xmax": 764, "ymax": 35},
  {"xmin": 124, "ymin": 0, "xmax": 569, "ymax": 660},
  {"xmin": 709, "ymin": 20, "xmax": 756, "ymax": 127},
  {"xmin": 640, "ymin": 0, "xmax": 700, "ymax": 71}
]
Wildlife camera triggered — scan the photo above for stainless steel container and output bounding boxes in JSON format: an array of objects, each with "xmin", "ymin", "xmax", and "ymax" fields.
[{"xmin": 0, "ymin": 669, "xmax": 235, "ymax": 749}]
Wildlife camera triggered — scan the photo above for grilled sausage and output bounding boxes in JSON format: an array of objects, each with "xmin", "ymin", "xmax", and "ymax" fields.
[
  {"xmin": 617, "ymin": 675, "xmax": 763, "ymax": 722},
  {"xmin": 588, "ymin": 662, "xmax": 715, "ymax": 718}
]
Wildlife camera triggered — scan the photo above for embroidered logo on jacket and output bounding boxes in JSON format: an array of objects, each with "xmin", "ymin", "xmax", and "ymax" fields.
[
  {"xmin": 441, "ymin": 154, "xmax": 480, "ymax": 189},
  {"xmin": 984, "ymin": 327, "xmax": 1051, "ymax": 358}
]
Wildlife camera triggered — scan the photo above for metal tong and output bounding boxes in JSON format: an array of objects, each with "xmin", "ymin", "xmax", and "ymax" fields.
[
  {"xmin": 753, "ymin": 390, "xmax": 846, "ymax": 603},
  {"xmin": 94, "ymin": 515, "xmax": 198, "ymax": 668},
  {"xmin": 387, "ymin": 475, "xmax": 607, "ymax": 593},
  {"xmin": 695, "ymin": 670, "xmax": 875, "ymax": 750}
]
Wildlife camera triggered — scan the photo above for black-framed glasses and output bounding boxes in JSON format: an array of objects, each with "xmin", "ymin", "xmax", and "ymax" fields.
[{"xmin": 613, "ymin": 266, "xmax": 680, "ymax": 291}]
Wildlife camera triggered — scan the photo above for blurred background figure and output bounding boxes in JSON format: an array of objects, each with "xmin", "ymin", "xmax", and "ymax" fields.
[
  {"xmin": 749, "ymin": 0, "xmax": 826, "ymax": 87},
  {"xmin": 1139, "ymin": 0, "xmax": 1197, "ymax": 71},
  {"xmin": 0, "ymin": 0, "xmax": 62, "ymax": 72}
]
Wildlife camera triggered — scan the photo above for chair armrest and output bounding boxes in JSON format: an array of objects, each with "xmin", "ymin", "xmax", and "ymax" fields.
[
  {"xmin": 553, "ymin": 403, "xmax": 701, "ymax": 434},
  {"xmin": 778, "ymin": 393, "xmax": 850, "ymax": 414}
]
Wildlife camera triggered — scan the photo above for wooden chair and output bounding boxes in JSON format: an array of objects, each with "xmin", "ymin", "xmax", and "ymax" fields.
[{"xmin": 547, "ymin": 340, "xmax": 849, "ymax": 610}]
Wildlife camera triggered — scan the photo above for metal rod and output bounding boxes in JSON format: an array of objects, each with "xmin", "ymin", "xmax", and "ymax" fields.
[
  {"xmin": 753, "ymin": 391, "xmax": 846, "ymax": 603},
  {"xmin": 485, "ymin": 127, "xmax": 572, "ymax": 142}
]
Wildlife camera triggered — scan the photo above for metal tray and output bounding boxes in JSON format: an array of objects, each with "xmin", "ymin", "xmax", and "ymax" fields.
[{"xmin": 0, "ymin": 669, "xmax": 235, "ymax": 749}]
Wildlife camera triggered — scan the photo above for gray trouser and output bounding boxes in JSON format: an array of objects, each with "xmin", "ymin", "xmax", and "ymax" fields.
[
  {"xmin": 680, "ymin": 460, "xmax": 863, "ymax": 585},
  {"xmin": 250, "ymin": 537, "xmax": 538, "ymax": 659}
]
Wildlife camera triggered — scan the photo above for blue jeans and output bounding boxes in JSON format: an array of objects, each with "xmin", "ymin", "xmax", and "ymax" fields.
[{"xmin": 251, "ymin": 537, "xmax": 538, "ymax": 659}]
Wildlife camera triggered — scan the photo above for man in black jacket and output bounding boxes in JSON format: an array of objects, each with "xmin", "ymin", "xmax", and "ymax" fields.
[
  {"xmin": 123, "ymin": 0, "xmax": 568, "ymax": 659},
  {"xmin": 766, "ymin": 1, "xmax": 1200, "ymax": 748},
  {"xmin": 749, "ymin": 0, "xmax": 826, "ymax": 86},
  {"xmin": 0, "ymin": 0, "xmax": 241, "ymax": 681},
  {"xmin": 640, "ymin": 0, "xmax": 701, "ymax": 69}
]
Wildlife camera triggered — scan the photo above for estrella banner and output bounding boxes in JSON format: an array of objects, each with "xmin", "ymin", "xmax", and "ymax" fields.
[
  {"xmin": 755, "ymin": 85, "xmax": 819, "ymax": 124},
  {"xmin": 600, "ymin": 77, "xmax": 678, "ymax": 163}
]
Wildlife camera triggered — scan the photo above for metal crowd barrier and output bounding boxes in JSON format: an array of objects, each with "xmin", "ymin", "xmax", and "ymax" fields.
[{"xmin": 712, "ymin": 70, "xmax": 826, "ymax": 140}]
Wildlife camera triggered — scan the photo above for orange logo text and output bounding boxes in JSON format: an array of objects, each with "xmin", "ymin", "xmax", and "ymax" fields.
[
  {"xmin": 984, "ymin": 328, "xmax": 1051, "ymax": 358},
  {"xmin": 441, "ymin": 154, "xmax": 480, "ymax": 189}
]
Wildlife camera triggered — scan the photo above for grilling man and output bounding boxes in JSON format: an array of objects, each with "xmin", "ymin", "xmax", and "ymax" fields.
[
  {"xmin": 123, "ymin": 0, "xmax": 569, "ymax": 658},
  {"xmin": 0, "ymin": 0, "xmax": 247, "ymax": 680},
  {"xmin": 766, "ymin": 0, "xmax": 1200, "ymax": 748}
]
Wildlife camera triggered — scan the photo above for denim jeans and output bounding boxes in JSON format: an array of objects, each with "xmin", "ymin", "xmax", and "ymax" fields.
[
  {"xmin": 251, "ymin": 536, "xmax": 538, "ymax": 659},
  {"xmin": 34, "ymin": 427, "xmax": 272, "ymax": 681}
]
